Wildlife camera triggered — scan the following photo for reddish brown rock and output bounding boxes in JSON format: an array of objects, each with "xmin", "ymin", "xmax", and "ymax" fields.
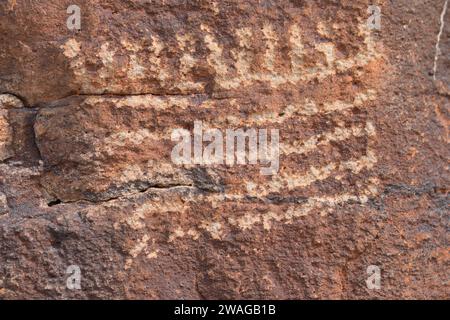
[
  {"xmin": 0, "ymin": 111, "xmax": 12, "ymax": 161},
  {"xmin": 0, "ymin": 0, "xmax": 448, "ymax": 299}
]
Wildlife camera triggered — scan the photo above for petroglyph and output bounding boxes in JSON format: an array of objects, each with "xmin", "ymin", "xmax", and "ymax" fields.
[
  {"xmin": 56, "ymin": 16, "xmax": 385, "ymax": 265},
  {"xmin": 102, "ymin": 173, "xmax": 381, "ymax": 266},
  {"xmin": 36, "ymin": 87, "xmax": 379, "ymax": 198},
  {"xmin": 281, "ymin": 122, "xmax": 376, "ymax": 156},
  {"xmin": 120, "ymin": 108, "xmax": 379, "ymax": 260},
  {"xmin": 125, "ymin": 234, "xmax": 150, "ymax": 269},
  {"xmin": 231, "ymin": 178, "xmax": 380, "ymax": 231},
  {"xmin": 93, "ymin": 113, "xmax": 379, "ymax": 264},
  {"xmin": 61, "ymin": 20, "xmax": 382, "ymax": 93},
  {"xmin": 223, "ymin": 89, "xmax": 377, "ymax": 126},
  {"xmin": 3, "ymin": 0, "xmax": 448, "ymax": 300}
]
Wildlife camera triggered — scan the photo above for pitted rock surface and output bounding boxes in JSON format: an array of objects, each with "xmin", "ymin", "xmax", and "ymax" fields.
[{"xmin": 0, "ymin": 0, "xmax": 448, "ymax": 299}]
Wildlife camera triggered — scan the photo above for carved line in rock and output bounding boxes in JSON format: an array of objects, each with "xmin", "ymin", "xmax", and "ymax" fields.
[
  {"xmin": 88, "ymin": 120, "xmax": 374, "ymax": 163},
  {"xmin": 250, "ymin": 148, "xmax": 377, "ymax": 197},
  {"xmin": 82, "ymin": 88, "xmax": 376, "ymax": 117}
]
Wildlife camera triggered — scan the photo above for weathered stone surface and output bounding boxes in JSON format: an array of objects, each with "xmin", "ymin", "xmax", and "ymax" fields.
[
  {"xmin": 0, "ymin": 110, "xmax": 12, "ymax": 161},
  {"xmin": 0, "ymin": 94, "xmax": 24, "ymax": 109},
  {"xmin": 0, "ymin": 0, "xmax": 449, "ymax": 299},
  {"xmin": 1, "ymin": 0, "xmax": 382, "ymax": 105},
  {"xmin": 0, "ymin": 94, "xmax": 22, "ymax": 161},
  {"xmin": 0, "ymin": 192, "xmax": 9, "ymax": 216}
]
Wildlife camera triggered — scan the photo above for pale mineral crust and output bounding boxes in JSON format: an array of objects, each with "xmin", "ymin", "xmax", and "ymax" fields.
[{"xmin": 0, "ymin": 0, "xmax": 448, "ymax": 299}]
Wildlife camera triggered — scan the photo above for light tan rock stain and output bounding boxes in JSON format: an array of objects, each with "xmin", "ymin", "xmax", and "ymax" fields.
[{"xmin": 61, "ymin": 21, "xmax": 382, "ymax": 93}]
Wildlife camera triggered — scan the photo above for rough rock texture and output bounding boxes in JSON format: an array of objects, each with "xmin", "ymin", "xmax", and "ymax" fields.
[{"xmin": 0, "ymin": 0, "xmax": 448, "ymax": 299}]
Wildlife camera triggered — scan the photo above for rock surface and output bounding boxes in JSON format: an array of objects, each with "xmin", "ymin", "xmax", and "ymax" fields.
[{"xmin": 0, "ymin": 0, "xmax": 448, "ymax": 299}]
